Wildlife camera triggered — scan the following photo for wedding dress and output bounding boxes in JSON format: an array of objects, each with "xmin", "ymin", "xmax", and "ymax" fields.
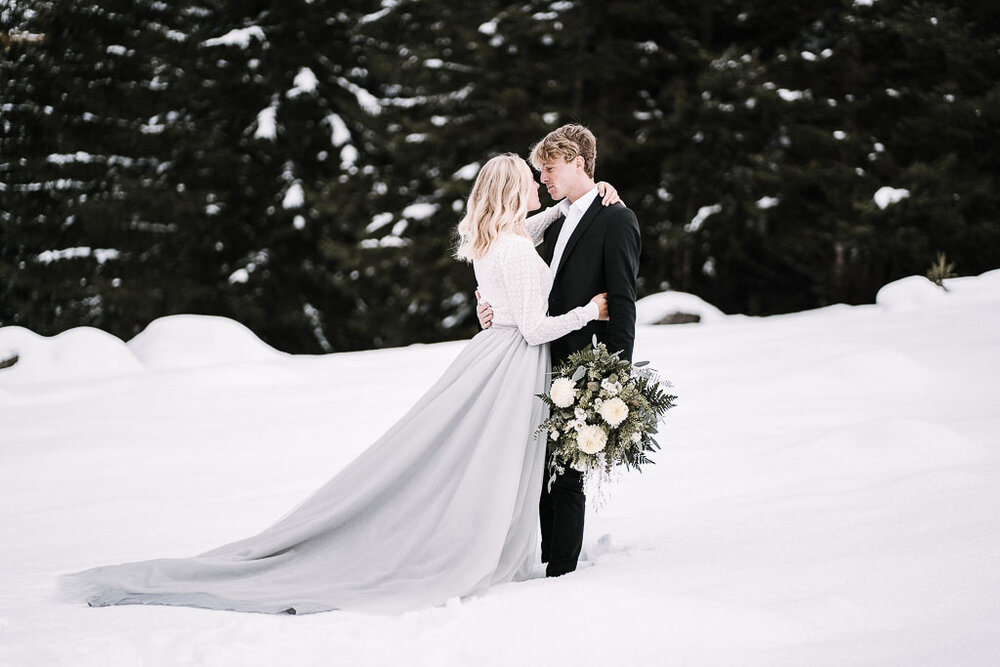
[{"xmin": 62, "ymin": 207, "xmax": 598, "ymax": 614}]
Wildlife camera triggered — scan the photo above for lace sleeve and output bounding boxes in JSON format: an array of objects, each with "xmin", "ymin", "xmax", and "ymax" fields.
[
  {"xmin": 498, "ymin": 236, "xmax": 597, "ymax": 346},
  {"xmin": 524, "ymin": 205, "xmax": 562, "ymax": 246}
]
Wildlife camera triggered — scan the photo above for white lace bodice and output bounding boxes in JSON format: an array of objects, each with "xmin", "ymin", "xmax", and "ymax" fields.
[{"xmin": 474, "ymin": 226, "xmax": 598, "ymax": 347}]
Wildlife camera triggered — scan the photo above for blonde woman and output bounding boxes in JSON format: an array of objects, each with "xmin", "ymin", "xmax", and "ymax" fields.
[{"xmin": 63, "ymin": 154, "xmax": 616, "ymax": 615}]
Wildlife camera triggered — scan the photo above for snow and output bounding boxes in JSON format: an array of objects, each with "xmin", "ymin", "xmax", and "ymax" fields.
[
  {"xmin": 2, "ymin": 272, "xmax": 1000, "ymax": 665},
  {"xmin": 875, "ymin": 275, "xmax": 947, "ymax": 310},
  {"xmin": 874, "ymin": 186, "xmax": 910, "ymax": 209},
  {"xmin": 47, "ymin": 151, "xmax": 100, "ymax": 165},
  {"xmin": 453, "ymin": 162, "xmax": 480, "ymax": 180},
  {"xmin": 254, "ymin": 104, "xmax": 277, "ymax": 140},
  {"xmin": 685, "ymin": 203, "xmax": 721, "ymax": 232},
  {"xmin": 324, "ymin": 113, "xmax": 350, "ymax": 146},
  {"xmin": 340, "ymin": 144, "xmax": 359, "ymax": 169},
  {"xmin": 336, "ymin": 77, "xmax": 380, "ymax": 115},
  {"xmin": 35, "ymin": 247, "xmax": 120, "ymax": 264},
  {"xmin": 228, "ymin": 268, "xmax": 250, "ymax": 284},
  {"xmin": 360, "ymin": 5, "xmax": 394, "ymax": 25},
  {"xmin": 282, "ymin": 182, "xmax": 304, "ymax": 209},
  {"xmin": 402, "ymin": 202, "xmax": 439, "ymax": 220},
  {"xmin": 126, "ymin": 315, "xmax": 287, "ymax": 371},
  {"xmin": 777, "ymin": 88, "xmax": 807, "ymax": 102},
  {"xmin": 635, "ymin": 291, "xmax": 727, "ymax": 325},
  {"xmin": 876, "ymin": 270, "xmax": 1000, "ymax": 311},
  {"xmin": 365, "ymin": 212, "xmax": 395, "ymax": 234},
  {"xmin": 0, "ymin": 326, "xmax": 144, "ymax": 383},
  {"xmin": 201, "ymin": 26, "xmax": 265, "ymax": 49},
  {"xmin": 287, "ymin": 67, "xmax": 318, "ymax": 97},
  {"xmin": 360, "ymin": 236, "xmax": 410, "ymax": 249}
]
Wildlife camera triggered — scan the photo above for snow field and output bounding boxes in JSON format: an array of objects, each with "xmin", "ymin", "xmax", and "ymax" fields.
[{"xmin": 1, "ymin": 273, "xmax": 999, "ymax": 665}]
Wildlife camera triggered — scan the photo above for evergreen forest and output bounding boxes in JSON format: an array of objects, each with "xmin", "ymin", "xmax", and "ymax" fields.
[{"xmin": 3, "ymin": 0, "xmax": 998, "ymax": 353}]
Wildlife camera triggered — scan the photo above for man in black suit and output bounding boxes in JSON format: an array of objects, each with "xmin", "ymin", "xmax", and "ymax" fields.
[{"xmin": 478, "ymin": 124, "xmax": 640, "ymax": 577}]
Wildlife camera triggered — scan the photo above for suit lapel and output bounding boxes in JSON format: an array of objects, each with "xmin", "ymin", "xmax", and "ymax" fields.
[
  {"xmin": 553, "ymin": 197, "xmax": 603, "ymax": 280},
  {"xmin": 542, "ymin": 214, "xmax": 565, "ymax": 266}
]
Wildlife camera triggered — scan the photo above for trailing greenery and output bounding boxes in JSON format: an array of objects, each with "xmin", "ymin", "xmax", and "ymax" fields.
[{"xmin": 3, "ymin": 0, "xmax": 999, "ymax": 352}]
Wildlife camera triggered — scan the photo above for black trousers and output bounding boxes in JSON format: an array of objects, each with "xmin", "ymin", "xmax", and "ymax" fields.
[{"xmin": 539, "ymin": 451, "xmax": 586, "ymax": 577}]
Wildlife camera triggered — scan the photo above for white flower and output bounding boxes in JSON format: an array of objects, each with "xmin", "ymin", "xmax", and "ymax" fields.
[
  {"xmin": 598, "ymin": 397, "xmax": 629, "ymax": 428},
  {"xmin": 550, "ymin": 378, "xmax": 577, "ymax": 408},
  {"xmin": 574, "ymin": 407, "xmax": 587, "ymax": 420},
  {"xmin": 576, "ymin": 424, "xmax": 608, "ymax": 454},
  {"xmin": 550, "ymin": 430, "xmax": 559, "ymax": 441},
  {"xmin": 631, "ymin": 432, "xmax": 642, "ymax": 443},
  {"xmin": 601, "ymin": 378, "xmax": 621, "ymax": 396}
]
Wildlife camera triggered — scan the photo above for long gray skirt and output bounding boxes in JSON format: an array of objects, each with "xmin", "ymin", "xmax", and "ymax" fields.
[{"xmin": 61, "ymin": 325, "xmax": 550, "ymax": 614}]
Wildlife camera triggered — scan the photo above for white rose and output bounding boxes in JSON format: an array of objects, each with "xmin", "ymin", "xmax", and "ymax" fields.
[
  {"xmin": 550, "ymin": 430, "xmax": 559, "ymax": 440},
  {"xmin": 550, "ymin": 378, "xmax": 577, "ymax": 408},
  {"xmin": 574, "ymin": 407, "xmax": 587, "ymax": 420},
  {"xmin": 598, "ymin": 397, "xmax": 629, "ymax": 428},
  {"xmin": 601, "ymin": 378, "xmax": 620, "ymax": 396},
  {"xmin": 576, "ymin": 424, "xmax": 608, "ymax": 455}
]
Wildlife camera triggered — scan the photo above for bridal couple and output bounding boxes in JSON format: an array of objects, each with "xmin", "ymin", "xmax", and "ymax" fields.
[{"xmin": 64, "ymin": 124, "xmax": 641, "ymax": 614}]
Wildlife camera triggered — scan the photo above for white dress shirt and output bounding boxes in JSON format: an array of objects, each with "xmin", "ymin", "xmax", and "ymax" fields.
[{"xmin": 549, "ymin": 185, "xmax": 599, "ymax": 273}]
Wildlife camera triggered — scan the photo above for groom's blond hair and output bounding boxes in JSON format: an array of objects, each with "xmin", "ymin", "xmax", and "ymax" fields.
[{"xmin": 529, "ymin": 124, "xmax": 597, "ymax": 178}]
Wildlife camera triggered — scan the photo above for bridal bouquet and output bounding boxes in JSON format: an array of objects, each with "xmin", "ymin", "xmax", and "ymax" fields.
[{"xmin": 537, "ymin": 338, "xmax": 677, "ymax": 493}]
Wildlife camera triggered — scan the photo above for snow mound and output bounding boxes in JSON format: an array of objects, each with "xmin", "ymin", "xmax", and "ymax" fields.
[
  {"xmin": 0, "ymin": 325, "xmax": 144, "ymax": 383},
  {"xmin": 940, "ymin": 269, "xmax": 1000, "ymax": 303},
  {"xmin": 876, "ymin": 275, "xmax": 947, "ymax": 311},
  {"xmin": 877, "ymin": 270, "xmax": 1000, "ymax": 311},
  {"xmin": 635, "ymin": 291, "xmax": 726, "ymax": 325},
  {"xmin": 127, "ymin": 315, "xmax": 287, "ymax": 370}
]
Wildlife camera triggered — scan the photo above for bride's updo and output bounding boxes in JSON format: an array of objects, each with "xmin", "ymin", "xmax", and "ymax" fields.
[{"xmin": 455, "ymin": 154, "xmax": 533, "ymax": 262}]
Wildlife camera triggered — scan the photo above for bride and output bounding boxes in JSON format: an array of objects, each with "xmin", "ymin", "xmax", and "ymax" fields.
[{"xmin": 62, "ymin": 154, "xmax": 617, "ymax": 614}]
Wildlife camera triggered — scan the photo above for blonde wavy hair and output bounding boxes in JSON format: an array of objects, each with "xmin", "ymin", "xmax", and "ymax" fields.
[{"xmin": 455, "ymin": 154, "xmax": 533, "ymax": 262}]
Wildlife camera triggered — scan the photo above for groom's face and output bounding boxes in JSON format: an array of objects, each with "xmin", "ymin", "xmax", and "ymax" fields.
[{"xmin": 539, "ymin": 156, "xmax": 581, "ymax": 201}]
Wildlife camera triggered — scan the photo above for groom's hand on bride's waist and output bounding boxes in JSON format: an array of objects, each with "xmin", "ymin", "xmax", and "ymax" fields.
[{"xmin": 475, "ymin": 289, "xmax": 494, "ymax": 329}]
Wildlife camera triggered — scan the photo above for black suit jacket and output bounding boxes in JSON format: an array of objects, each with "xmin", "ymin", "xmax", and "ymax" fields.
[{"xmin": 541, "ymin": 198, "xmax": 640, "ymax": 364}]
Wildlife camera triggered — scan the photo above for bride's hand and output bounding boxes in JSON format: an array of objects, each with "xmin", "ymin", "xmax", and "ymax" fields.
[
  {"xmin": 475, "ymin": 289, "xmax": 493, "ymax": 329},
  {"xmin": 590, "ymin": 293, "xmax": 609, "ymax": 320},
  {"xmin": 596, "ymin": 182, "xmax": 624, "ymax": 207}
]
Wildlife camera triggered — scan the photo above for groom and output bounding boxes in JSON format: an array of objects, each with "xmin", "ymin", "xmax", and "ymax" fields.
[{"xmin": 478, "ymin": 124, "xmax": 640, "ymax": 577}]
